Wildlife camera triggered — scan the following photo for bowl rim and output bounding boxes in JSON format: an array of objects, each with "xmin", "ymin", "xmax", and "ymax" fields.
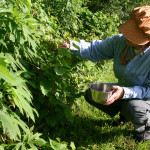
[{"xmin": 88, "ymin": 83, "xmax": 113, "ymax": 93}]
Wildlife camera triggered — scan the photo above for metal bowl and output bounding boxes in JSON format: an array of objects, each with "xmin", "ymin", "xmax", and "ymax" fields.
[{"xmin": 88, "ymin": 83, "xmax": 113, "ymax": 104}]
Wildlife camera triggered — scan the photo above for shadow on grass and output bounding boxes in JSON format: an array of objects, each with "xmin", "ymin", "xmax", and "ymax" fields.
[{"xmin": 49, "ymin": 115, "xmax": 133, "ymax": 148}]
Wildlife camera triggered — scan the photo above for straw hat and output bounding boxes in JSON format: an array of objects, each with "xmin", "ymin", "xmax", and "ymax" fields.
[{"xmin": 119, "ymin": 6, "xmax": 150, "ymax": 45}]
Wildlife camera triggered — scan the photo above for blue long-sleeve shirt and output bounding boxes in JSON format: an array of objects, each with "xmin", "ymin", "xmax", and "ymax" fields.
[{"xmin": 69, "ymin": 34, "xmax": 150, "ymax": 100}]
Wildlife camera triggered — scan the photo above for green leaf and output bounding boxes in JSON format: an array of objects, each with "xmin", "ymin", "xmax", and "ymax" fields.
[
  {"xmin": 0, "ymin": 58, "xmax": 14, "ymax": 83},
  {"xmin": 13, "ymin": 143, "xmax": 22, "ymax": 150},
  {"xmin": 10, "ymin": 33, "xmax": 15, "ymax": 42},
  {"xmin": 54, "ymin": 66, "xmax": 66, "ymax": 75},
  {"xmin": 28, "ymin": 133, "xmax": 40, "ymax": 141},
  {"xmin": 22, "ymin": 24, "xmax": 31, "ymax": 40},
  {"xmin": 64, "ymin": 107, "xmax": 74, "ymax": 123},
  {"xmin": 0, "ymin": 106, "xmax": 29, "ymax": 140},
  {"xmin": 22, "ymin": 132, "xmax": 46, "ymax": 148},
  {"xmin": 28, "ymin": 36, "xmax": 37, "ymax": 51},
  {"xmin": 13, "ymin": 113, "xmax": 30, "ymax": 135},
  {"xmin": 57, "ymin": 48, "xmax": 71, "ymax": 57},
  {"xmin": 40, "ymin": 80, "xmax": 52, "ymax": 96},
  {"xmin": 12, "ymin": 87, "xmax": 36, "ymax": 121},
  {"xmin": 50, "ymin": 139, "xmax": 68, "ymax": 150},
  {"xmin": 4, "ymin": 53, "xmax": 15, "ymax": 64},
  {"xmin": 16, "ymin": 31, "xmax": 25, "ymax": 44},
  {"xmin": 0, "ymin": 8, "xmax": 11, "ymax": 13},
  {"xmin": 0, "ymin": 39, "xmax": 7, "ymax": 49},
  {"xmin": 21, "ymin": 145, "xmax": 27, "ymax": 150},
  {"xmin": 70, "ymin": 142, "xmax": 76, "ymax": 150},
  {"xmin": 22, "ymin": 0, "xmax": 32, "ymax": 9},
  {"xmin": 32, "ymin": 139, "xmax": 46, "ymax": 147},
  {"xmin": 27, "ymin": 143, "xmax": 37, "ymax": 150},
  {"xmin": 0, "ymin": 146, "xmax": 4, "ymax": 150}
]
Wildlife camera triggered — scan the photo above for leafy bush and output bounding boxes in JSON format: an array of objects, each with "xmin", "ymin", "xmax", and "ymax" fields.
[
  {"xmin": 0, "ymin": 0, "xmax": 81, "ymax": 149},
  {"xmin": 86, "ymin": 0, "xmax": 150, "ymax": 22},
  {"xmin": 74, "ymin": 9, "xmax": 119, "ymax": 40},
  {"xmin": 0, "ymin": 0, "xmax": 121, "ymax": 149},
  {"xmin": 34, "ymin": 0, "xmax": 83, "ymax": 36},
  {"xmin": 0, "ymin": 0, "xmax": 66, "ymax": 149},
  {"xmin": 0, "ymin": 0, "xmax": 38, "ymax": 140}
]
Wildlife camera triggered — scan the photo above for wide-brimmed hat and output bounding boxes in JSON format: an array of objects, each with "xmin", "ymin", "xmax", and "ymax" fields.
[{"xmin": 119, "ymin": 5, "xmax": 150, "ymax": 45}]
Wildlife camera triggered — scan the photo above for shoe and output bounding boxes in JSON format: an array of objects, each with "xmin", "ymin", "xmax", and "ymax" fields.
[
  {"xmin": 134, "ymin": 126, "xmax": 150, "ymax": 142},
  {"xmin": 112, "ymin": 114, "xmax": 127, "ymax": 126}
]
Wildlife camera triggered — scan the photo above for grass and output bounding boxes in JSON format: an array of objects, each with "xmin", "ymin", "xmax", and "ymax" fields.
[{"xmin": 50, "ymin": 60, "xmax": 150, "ymax": 150}]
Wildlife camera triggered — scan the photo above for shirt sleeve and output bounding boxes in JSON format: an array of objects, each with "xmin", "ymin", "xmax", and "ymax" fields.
[
  {"xmin": 69, "ymin": 35, "xmax": 120, "ymax": 62},
  {"xmin": 122, "ymin": 86, "xmax": 150, "ymax": 100}
]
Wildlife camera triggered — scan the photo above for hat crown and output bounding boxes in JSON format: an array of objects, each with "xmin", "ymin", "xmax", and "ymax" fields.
[{"xmin": 130, "ymin": 6, "xmax": 150, "ymax": 37}]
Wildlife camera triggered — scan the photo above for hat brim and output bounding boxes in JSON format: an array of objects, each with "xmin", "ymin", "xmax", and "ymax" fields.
[{"xmin": 118, "ymin": 18, "xmax": 149, "ymax": 45}]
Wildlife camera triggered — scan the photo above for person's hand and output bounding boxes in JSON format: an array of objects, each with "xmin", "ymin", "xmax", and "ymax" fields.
[
  {"xmin": 59, "ymin": 41, "xmax": 70, "ymax": 49},
  {"xmin": 104, "ymin": 85, "xmax": 124, "ymax": 105}
]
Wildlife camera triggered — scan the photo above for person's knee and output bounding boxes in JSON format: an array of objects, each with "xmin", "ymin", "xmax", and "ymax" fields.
[{"xmin": 122, "ymin": 100, "xmax": 148, "ymax": 125}]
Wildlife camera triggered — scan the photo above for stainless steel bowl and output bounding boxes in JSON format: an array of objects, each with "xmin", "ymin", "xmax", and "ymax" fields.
[{"xmin": 88, "ymin": 83, "xmax": 113, "ymax": 104}]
